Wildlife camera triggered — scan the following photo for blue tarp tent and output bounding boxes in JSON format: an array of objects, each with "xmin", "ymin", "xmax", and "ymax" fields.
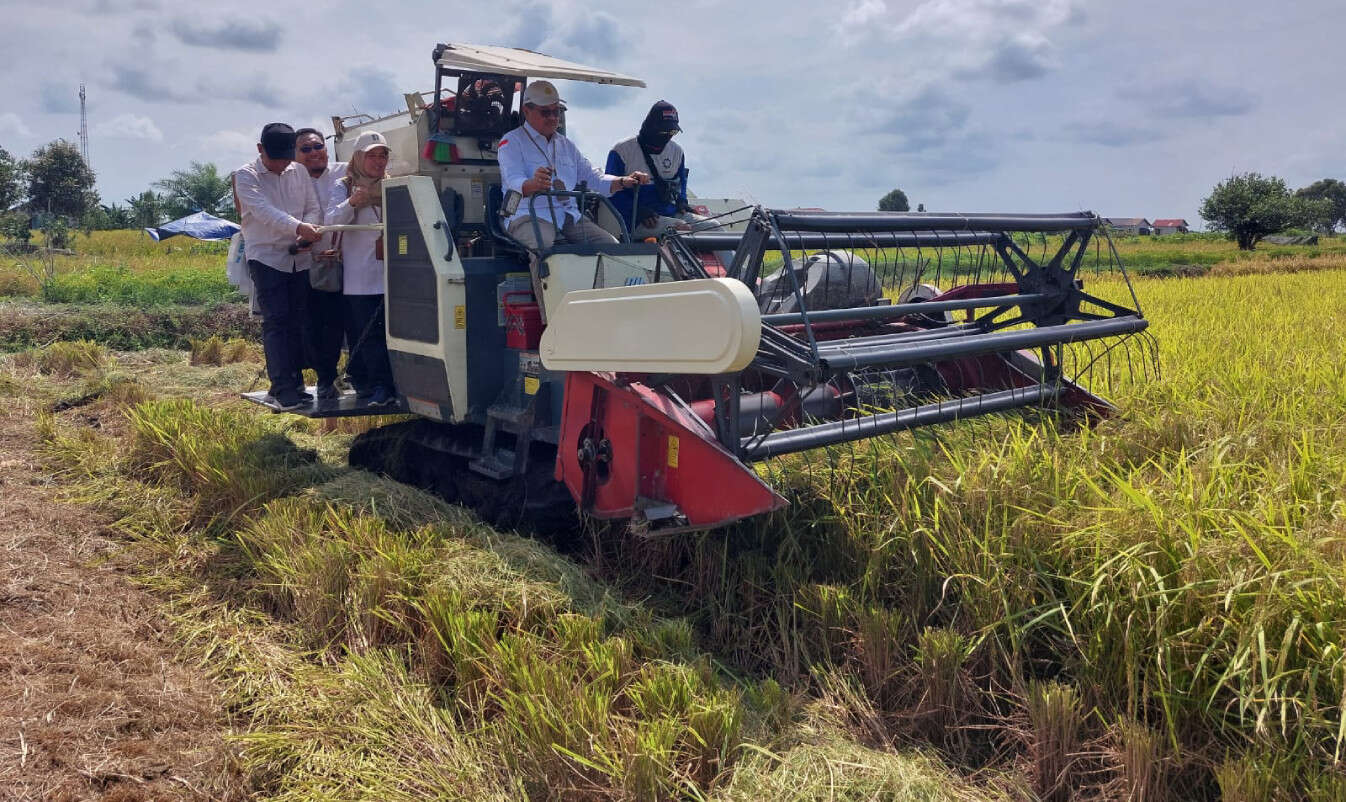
[{"xmin": 145, "ymin": 211, "xmax": 241, "ymax": 242}]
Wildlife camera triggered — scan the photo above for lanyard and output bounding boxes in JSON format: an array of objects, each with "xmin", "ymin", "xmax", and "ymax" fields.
[{"xmin": 525, "ymin": 127, "xmax": 566, "ymax": 191}]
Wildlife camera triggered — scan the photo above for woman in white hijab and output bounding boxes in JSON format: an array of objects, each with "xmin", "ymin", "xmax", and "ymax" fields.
[{"xmin": 326, "ymin": 131, "xmax": 395, "ymax": 405}]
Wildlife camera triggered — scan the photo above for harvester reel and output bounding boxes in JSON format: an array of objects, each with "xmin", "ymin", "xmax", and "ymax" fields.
[{"xmin": 663, "ymin": 207, "xmax": 1157, "ymax": 466}]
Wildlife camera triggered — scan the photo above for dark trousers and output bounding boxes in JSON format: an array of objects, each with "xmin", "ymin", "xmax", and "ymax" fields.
[
  {"xmin": 248, "ymin": 260, "xmax": 309, "ymax": 397},
  {"xmin": 344, "ymin": 294, "xmax": 394, "ymax": 394},
  {"xmin": 307, "ymin": 287, "xmax": 345, "ymax": 386}
]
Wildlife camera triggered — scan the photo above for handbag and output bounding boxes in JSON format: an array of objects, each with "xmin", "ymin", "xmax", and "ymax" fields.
[
  {"xmin": 310, "ymin": 230, "xmax": 344, "ymax": 292},
  {"xmin": 374, "ymin": 206, "xmax": 384, "ymax": 261}
]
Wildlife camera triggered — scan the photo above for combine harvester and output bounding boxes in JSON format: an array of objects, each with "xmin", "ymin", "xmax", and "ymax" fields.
[{"xmin": 246, "ymin": 43, "xmax": 1156, "ymax": 532}]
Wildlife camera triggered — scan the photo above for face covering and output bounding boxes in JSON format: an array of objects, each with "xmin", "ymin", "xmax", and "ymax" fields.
[{"xmin": 639, "ymin": 129, "xmax": 675, "ymax": 152}]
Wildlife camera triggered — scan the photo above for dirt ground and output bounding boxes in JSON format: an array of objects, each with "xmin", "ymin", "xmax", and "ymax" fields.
[{"xmin": 0, "ymin": 413, "xmax": 243, "ymax": 801}]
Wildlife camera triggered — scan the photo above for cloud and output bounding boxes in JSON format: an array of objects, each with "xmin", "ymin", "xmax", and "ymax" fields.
[
  {"xmin": 330, "ymin": 67, "xmax": 405, "ymax": 118},
  {"xmin": 1063, "ymin": 120, "xmax": 1164, "ymax": 147},
  {"xmin": 959, "ymin": 32, "xmax": 1056, "ymax": 83},
  {"xmin": 501, "ymin": 1, "xmax": 630, "ymax": 64},
  {"xmin": 858, "ymin": 84, "xmax": 973, "ymax": 153},
  {"xmin": 93, "ymin": 113, "xmax": 164, "ymax": 142},
  {"xmin": 89, "ymin": 0, "xmax": 159, "ymax": 13},
  {"xmin": 0, "ymin": 113, "xmax": 33, "ymax": 139},
  {"xmin": 559, "ymin": 80, "xmax": 625, "ymax": 110},
  {"xmin": 202, "ymin": 129, "xmax": 257, "ymax": 152},
  {"xmin": 1120, "ymin": 81, "xmax": 1257, "ymax": 119},
  {"xmin": 504, "ymin": 1, "xmax": 553, "ymax": 51},
  {"xmin": 842, "ymin": 0, "xmax": 1084, "ymax": 84},
  {"xmin": 842, "ymin": 82, "xmax": 1004, "ymax": 183},
  {"xmin": 107, "ymin": 64, "xmax": 191, "ymax": 103},
  {"xmin": 838, "ymin": 0, "xmax": 887, "ymax": 32},
  {"xmin": 131, "ymin": 22, "xmax": 155, "ymax": 47},
  {"xmin": 197, "ymin": 75, "xmax": 291, "ymax": 109},
  {"xmin": 41, "ymin": 83, "xmax": 81, "ymax": 114},
  {"xmin": 170, "ymin": 18, "xmax": 283, "ymax": 52},
  {"xmin": 559, "ymin": 12, "xmax": 620, "ymax": 61}
]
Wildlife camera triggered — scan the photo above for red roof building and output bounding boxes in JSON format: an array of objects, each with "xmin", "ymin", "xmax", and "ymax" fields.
[{"xmin": 1152, "ymin": 219, "xmax": 1190, "ymax": 235}]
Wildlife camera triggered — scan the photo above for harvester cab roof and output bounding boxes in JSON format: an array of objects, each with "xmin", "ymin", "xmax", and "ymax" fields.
[{"xmin": 248, "ymin": 43, "xmax": 1155, "ymax": 536}]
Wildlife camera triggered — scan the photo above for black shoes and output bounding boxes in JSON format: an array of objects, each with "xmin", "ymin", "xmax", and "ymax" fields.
[
  {"xmin": 269, "ymin": 391, "xmax": 305, "ymax": 411},
  {"xmin": 316, "ymin": 382, "xmax": 341, "ymax": 401}
]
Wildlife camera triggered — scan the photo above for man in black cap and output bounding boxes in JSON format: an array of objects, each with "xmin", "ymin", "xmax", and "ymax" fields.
[
  {"xmin": 233, "ymin": 122, "xmax": 322, "ymax": 410},
  {"xmin": 606, "ymin": 101, "xmax": 732, "ymax": 266}
]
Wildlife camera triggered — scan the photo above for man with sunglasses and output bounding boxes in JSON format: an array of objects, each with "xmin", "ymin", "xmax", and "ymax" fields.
[
  {"xmin": 294, "ymin": 127, "xmax": 346, "ymax": 400},
  {"xmin": 497, "ymin": 80, "xmax": 650, "ymax": 316}
]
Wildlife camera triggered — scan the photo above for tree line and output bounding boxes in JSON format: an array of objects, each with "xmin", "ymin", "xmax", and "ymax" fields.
[
  {"xmin": 0, "ymin": 139, "xmax": 235, "ymax": 243},
  {"xmin": 1201, "ymin": 173, "xmax": 1345, "ymax": 249},
  {"xmin": 879, "ymin": 174, "xmax": 1346, "ymax": 251}
]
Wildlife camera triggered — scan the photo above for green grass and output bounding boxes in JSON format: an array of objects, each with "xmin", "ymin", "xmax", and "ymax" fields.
[
  {"xmin": 1, "ymin": 229, "xmax": 238, "ymax": 305},
  {"xmin": 38, "ymin": 262, "xmax": 237, "ymax": 305}
]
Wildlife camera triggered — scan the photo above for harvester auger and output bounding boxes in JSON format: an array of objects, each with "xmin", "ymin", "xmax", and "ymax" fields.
[{"xmin": 238, "ymin": 43, "xmax": 1156, "ymax": 534}]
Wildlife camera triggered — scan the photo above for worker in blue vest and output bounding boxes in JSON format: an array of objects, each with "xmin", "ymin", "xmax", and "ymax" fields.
[{"xmin": 607, "ymin": 101, "xmax": 732, "ymax": 266}]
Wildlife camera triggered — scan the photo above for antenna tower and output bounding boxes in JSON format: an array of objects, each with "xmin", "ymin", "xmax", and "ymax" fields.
[{"xmin": 78, "ymin": 83, "xmax": 90, "ymax": 167}]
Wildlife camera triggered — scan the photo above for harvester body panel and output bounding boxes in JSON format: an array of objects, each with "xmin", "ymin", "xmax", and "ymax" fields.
[{"xmin": 539, "ymin": 278, "xmax": 761, "ymax": 375}]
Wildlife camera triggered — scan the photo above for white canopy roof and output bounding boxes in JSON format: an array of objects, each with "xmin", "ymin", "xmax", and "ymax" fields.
[{"xmin": 435, "ymin": 43, "xmax": 645, "ymax": 87}]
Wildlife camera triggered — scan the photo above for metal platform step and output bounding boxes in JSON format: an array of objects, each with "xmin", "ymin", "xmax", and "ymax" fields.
[
  {"xmin": 469, "ymin": 449, "xmax": 518, "ymax": 480},
  {"xmin": 240, "ymin": 386, "xmax": 407, "ymax": 418}
]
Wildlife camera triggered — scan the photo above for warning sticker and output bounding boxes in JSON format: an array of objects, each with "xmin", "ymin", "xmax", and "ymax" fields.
[
  {"xmin": 397, "ymin": 234, "xmax": 409, "ymax": 256},
  {"xmin": 523, "ymin": 376, "xmax": 540, "ymax": 396},
  {"xmin": 454, "ymin": 305, "xmax": 466, "ymax": 329},
  {"xmin": 667, "ymin": 435, "xmax": 680, "ymax": 468}
]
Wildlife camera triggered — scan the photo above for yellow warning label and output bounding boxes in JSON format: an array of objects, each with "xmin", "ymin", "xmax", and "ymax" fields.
[
  {"xmin": 397, "ymin": 234, "xmax": 409, "ymax": 255},
  {"xmin": 453, "ymin": 305, "xmax": 466, "ymax": 328},
  {"xmin": 523, "ymin": 376, "xmax": 540, "ymax": 395},
  {"xmin": 667, "ymin": 435, "xmax": 680, "ymax": 468}
]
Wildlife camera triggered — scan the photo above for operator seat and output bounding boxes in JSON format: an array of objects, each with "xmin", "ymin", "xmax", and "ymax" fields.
[{"xmin": 486, "ymin": 185, "xmax": 529, "ymax": 259}]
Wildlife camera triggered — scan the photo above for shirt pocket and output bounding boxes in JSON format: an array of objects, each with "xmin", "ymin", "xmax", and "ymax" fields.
[{"xmin": 555, "ymin": 150, "xmax": 579, "ymax": 188}]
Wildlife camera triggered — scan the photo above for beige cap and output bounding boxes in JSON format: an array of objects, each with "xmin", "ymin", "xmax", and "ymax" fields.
[
  {"xmin": 521, "ymin": 80, "xmax": 566, "ymax": 109},
  {"xmin": 353, "ymin": 130, "xmax": 390, "ymax": 153}
]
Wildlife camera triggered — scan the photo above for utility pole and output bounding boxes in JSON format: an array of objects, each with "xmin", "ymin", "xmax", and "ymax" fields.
[{"xmin": 78, "ymin": 83, "xmax": 90, "ymax": 168}]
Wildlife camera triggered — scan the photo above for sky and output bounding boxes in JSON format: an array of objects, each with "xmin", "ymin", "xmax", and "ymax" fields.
[{"xmin": 0, "ymin": 0, "xmax": 1341, "ymax": 228}]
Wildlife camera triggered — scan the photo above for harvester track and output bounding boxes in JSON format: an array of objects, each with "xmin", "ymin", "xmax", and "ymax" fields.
[{"xmin": 348, "ymin": 419, "xmax": 582, "ymax": 540}]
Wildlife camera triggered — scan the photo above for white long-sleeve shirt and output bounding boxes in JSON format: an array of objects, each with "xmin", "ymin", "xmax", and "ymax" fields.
[
  {"xmin": 234, "ymin": 157, "xmax": 320, "ymax": 272},
  {"xmin": 325, "ymin": 180, "xmax": 385, "ymax": 296},
  {"xmin": 297, "ymin": 162, "xmax": 348, "ymax": 270},
  {"xmin": 497, "ymin": 121, "xmax": 621, "ymax": 231}
]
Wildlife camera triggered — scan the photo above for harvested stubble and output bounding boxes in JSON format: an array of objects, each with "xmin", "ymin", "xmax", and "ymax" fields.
[
  {"xmin": 34, "ymin": 394, "xmax": 988, "ymax": 800},
  {"xmin": 189, "ymin": 335, "xmax": 259, "ymax": 366}
]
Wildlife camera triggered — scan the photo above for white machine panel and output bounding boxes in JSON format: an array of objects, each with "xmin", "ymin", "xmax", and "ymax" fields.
[{"xmin": 539, "ymin": 278, "xmax": 761, "ymax": 374}]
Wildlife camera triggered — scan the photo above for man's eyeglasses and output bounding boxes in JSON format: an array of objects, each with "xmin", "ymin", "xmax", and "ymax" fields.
[
  {"xmin": 535, "ymin": 107, "xmax": 562, "ymax": 118},
  {"xmin": 299, "ymin": 143, "xmax": 326, "ymax": 153}
]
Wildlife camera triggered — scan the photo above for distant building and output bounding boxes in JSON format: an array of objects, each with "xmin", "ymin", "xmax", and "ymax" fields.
[
  {"xmin": 1152, "ymin": 218, "xmax": 1190, "ymax": 235},
  {"xmin": 1104, "ymin": 217, "xmax": 1152, "ymax": 235}
]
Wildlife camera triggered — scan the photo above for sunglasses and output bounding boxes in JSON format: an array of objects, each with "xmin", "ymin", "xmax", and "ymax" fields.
[
  {"xmin": 299, "ymin": 142, "xmax": 326, "ymax": 153},
  {"xmin": 532, "ymin": 106, "xmax": 562, "ymax": 118}
]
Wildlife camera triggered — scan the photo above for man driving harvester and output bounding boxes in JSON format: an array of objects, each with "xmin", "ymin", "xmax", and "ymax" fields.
[{"xmin": 497, "ymin": 80, "xmax": 650, "ymax": 318}]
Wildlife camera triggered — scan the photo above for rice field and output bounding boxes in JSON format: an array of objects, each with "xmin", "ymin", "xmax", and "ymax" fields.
[{"xmin": 6, "ymin": 231, "xmax": 1346, "ymax": 798}]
